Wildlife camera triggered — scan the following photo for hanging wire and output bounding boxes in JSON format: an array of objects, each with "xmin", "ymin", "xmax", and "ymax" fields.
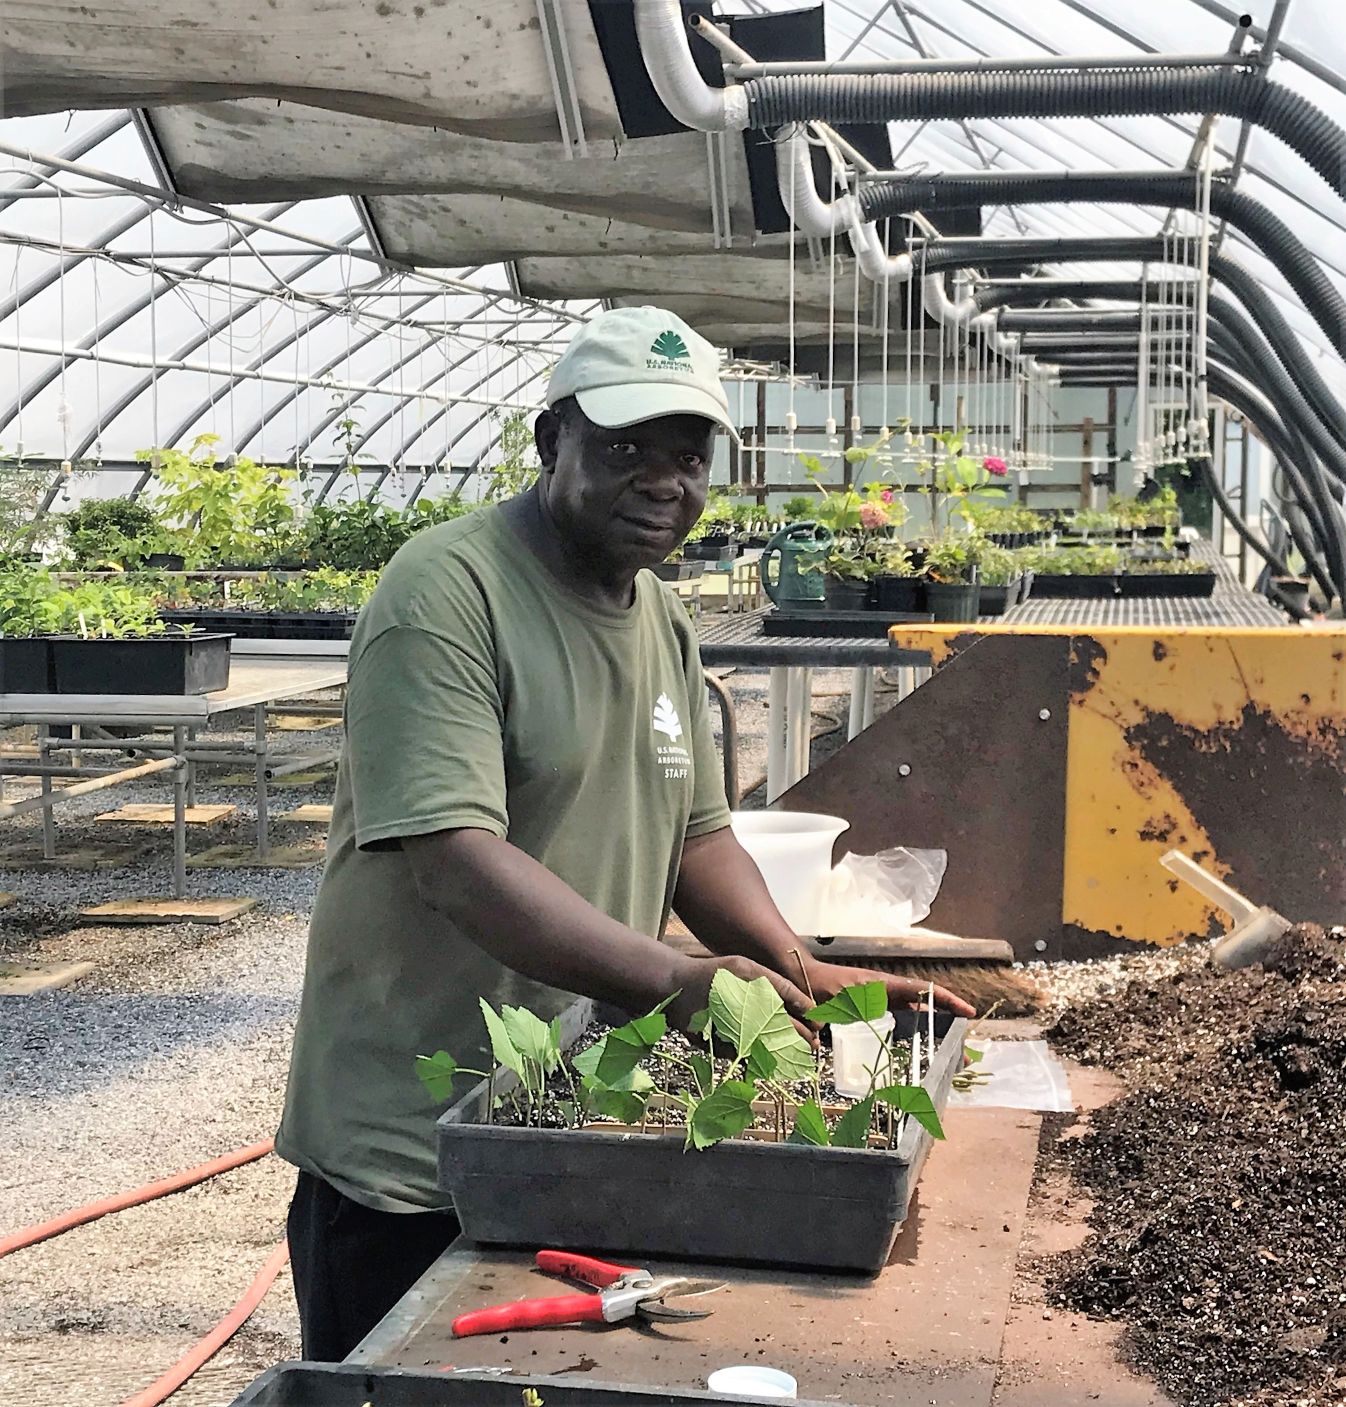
[
  {"xmin": 149, "ymin": 202, "xmax": 161, "ymax": 457},
  {"xmin": 785, "ymin": 138, "xmax": 798, "ymax": 450},
  {"xmin": 880, "ymin": 218, "xmax": 892, "ymax": 436},
  {"xmin": 825, "ymin": 151, "xmax": 838, "ymax": 440},
  {"xmin": 91, "ymin": 253, "xmax": 104, "ymax": 463}
]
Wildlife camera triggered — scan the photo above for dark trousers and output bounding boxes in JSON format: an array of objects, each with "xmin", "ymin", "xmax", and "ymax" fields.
[{"xmin": 286, "ymin": 1170, "xmax": 461, "ymax": 1361}]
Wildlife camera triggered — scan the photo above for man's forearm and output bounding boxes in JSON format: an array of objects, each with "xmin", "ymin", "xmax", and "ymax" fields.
[
  {"xmin": 402, "ymin": 828, "xmax": 687, "ymax": 1015},
  {"xmin": 673, "ymin": 827, "xmax": 813, "ymax": 981}
]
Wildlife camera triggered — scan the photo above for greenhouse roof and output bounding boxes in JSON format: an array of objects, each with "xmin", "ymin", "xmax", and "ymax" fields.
[{"xmin": 1, "ymin": 0, "xmax": 1342, "ymax": 484}]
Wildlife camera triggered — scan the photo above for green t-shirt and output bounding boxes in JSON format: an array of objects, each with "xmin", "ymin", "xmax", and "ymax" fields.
[{"xmin": 274, "ymin": 506, "xmax": 730, "ymax": 1213}]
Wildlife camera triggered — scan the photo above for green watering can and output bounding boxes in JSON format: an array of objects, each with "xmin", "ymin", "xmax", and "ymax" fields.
[{"xmin": 759, "ymin": 522, "xmax": 833, "ymax": 609}]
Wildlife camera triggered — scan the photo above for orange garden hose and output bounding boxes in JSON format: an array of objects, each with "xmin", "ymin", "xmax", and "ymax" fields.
[
  {"xmin": 0, "ymin": 1138, "xmax": 284, "ymax": 1406},
  {"xmin": 118, "ymin": 1239, "xmax": 290, "ymax": 1407},
  {"xmin": 0, "ymin": 1138, "xmax": 275, "ymax": 1259}
]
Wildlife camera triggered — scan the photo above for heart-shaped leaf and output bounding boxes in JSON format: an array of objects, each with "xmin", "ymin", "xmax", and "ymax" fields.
[
  {"xmin": 708, "ymin": 970, "xmax": 814, "ymax": 1082},
  {"xmin": 586, "ymin": 1084, "xmax": 651, "ymax": 1126},
  {"xmin": 689, "ymin": 1052, "xmax": 713, "ymax": 1097},
  {"xmin": 788, "ymin": 1099, "xmax": 831, "ymax": 1147},
  {"xmin": 804, "ymin": 981, "xmax": 888, "ymax": 1026},
  {"xmin": 875, "ymin": 1084, "xmax": 945, "ymax": 1139},
  {"xmin": 687, "ymin": 1080, "xmax": 757, "ymax": 1151},
  {"xmin": 831, "ymin": 1095, "xmax": 876, "ymax": 1149},
  {"xmin": 414, "ymin": 1050, "xmax": 460, "ymax": 1102}
]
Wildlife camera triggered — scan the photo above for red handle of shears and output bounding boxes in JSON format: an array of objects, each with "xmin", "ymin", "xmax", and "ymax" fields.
[
  {"xmin": 535, "ymin": 1250, "xmax": 640, "ymax": 1287},
  {"xmin": 452, "ymin": 1292, "xmax": 607, "ymax": 1337}
]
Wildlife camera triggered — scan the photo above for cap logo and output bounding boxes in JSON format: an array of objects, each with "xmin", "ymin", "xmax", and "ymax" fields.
[{"xmin": 647, "ymin": 330, "xmax": 691, "ymax": 371}]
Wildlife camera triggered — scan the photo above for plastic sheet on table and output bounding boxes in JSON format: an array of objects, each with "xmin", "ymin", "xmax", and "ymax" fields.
[{"xmin": 948, "ymin": 1040, "xmax": 1075, "ymax": 1113}]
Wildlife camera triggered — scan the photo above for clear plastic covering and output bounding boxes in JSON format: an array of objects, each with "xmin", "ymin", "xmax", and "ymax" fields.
[{"xmin": 0, "ymin": 0, "xmax": 1342, "ymax": 496}]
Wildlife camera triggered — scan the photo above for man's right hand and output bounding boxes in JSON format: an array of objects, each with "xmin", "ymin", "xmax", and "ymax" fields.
[{"xmin": 665, "ymin": 954, "xmax": 819, "ymax": 1046}]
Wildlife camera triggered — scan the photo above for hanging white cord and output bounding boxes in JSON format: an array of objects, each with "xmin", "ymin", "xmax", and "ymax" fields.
[
  {"xmin": 226, "ymin": 227, "xmax": 236, "ymax": 454},
  {"xmin": 904, "ymin": 217, "xmax": 915, "ymax": 438},
  {"xmin": 291, "ymin": 295, "xmax": 302, "ymax": 470},
  {"xmin": 91, "ymin": 254, "xmax": 104, "ymax": 462},
  {"xmin": 785, "ymin": 143, "xmax": 797, "ymax": 448},
  {"xmin": 916, "ymin": 240, "xmax": 927, "ymax": 454},
  {"xmin": 1137, "ymin": 263, "xmax": 1150, "ymax": 476},
  {"xmin": 150, "ymin": 204, "xmax": 161, "ymax": 457},
  {"xmin": 825, "ymin": 161, "xmax": 837, "ymax": 439},
  {"xmin": 13, "ymin": 248, "xmax": 23, "ymax": 458},
  {"xmin": 880, "ymin": 219, "xmax": 891, "ymax": 436},
  {"xmin": 55, "ymin": 183, "xmax": 71, "ymax": 469},
  {"xmin": 1194, "ymin": 127, "xmax": 1214, "ymax": 452},
  {"xmin": 851, "ymin": 233, "xmax": 861, "ymax": 440}
]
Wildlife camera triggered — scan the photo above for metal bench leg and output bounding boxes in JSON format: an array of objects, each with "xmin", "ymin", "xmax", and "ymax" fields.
[
  {"xmin": 767, "ymin": 667, "xmax": 788, "ymax": 804},
  {"xmin": 702, "ymin": 669, "xmax": 740, "ymax": 808}
]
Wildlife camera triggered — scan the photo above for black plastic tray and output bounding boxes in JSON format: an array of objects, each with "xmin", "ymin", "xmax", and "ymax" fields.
[
  {"xmin": 438, "ymin": 1001, "xmax": 965, "ymax": 1276},
  {"xmin": 230, "ymin": 1362, "xmax": 832, "ymax": 1406},
  {"xmin": 762, "ymin": 608, "xmax": 934, "ymax": 637},
  {"xmin": 160, "ymin": 609, "xmax": 357, "ymax": 641},
  {"xmin": 0, "ymin": 637, "xmax": 55, "ymax": 692},
  {"xmin": 1031, "ymin": 572, "xmax": 1215, "ymax": 599},
  {"xmin": 49, "ymin": 633, "xmax": 233, "ymax": 695}
]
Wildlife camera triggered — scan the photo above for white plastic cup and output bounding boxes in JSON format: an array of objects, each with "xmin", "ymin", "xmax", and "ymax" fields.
[
  {"xmin": 831, "ymin": 1012, "xmax": 896, "ymax": 1099},
  {"xmin": 707, "ymin": 1365, "xmax": 798, "ymax": 1399},
  {"xmin": 729, "ymin": 810, "xmax": 848, "ymax": 935}
]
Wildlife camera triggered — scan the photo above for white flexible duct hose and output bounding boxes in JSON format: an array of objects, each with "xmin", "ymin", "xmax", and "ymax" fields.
[
  {"xmin": 633, "ymin": 0, "xmax": 748, "ymax": 132},
  {"xmin": 774, "ymin": 125, "xmax": 912, "ymax": 281}
]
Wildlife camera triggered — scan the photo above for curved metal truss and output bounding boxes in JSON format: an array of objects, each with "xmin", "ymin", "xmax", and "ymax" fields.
[{"xmin": 0, "ymin": 111, "xmax": 593, "ymax": 513}]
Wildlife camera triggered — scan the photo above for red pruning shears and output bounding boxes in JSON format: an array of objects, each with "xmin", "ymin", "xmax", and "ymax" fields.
[{"xmin": 451, "ymin": 1250, "xmax": 723, "ymax": 1338}]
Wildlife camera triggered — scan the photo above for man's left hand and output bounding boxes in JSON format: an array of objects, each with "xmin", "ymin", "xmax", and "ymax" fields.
[{"xmin": 800, "ymin": 958, "xmax": 976, "ymax": 1019}]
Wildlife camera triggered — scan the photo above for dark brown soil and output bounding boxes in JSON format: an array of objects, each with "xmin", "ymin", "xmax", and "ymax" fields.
[{"xmin": 1044, "ymin": 924, "xmax": 1346, "ymax": 1407}]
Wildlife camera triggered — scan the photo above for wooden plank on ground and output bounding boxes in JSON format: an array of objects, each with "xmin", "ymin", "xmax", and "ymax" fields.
[
  {"xmin": 276, "ymin": 804, "xmax": 333, "ymax": 824},
  {"xmin": 186, "ymin": 843, "xmax": 323, "ymax": 870},
  {"xmin": 272, "ymin": 714, "xmax": 342, "ymax": 731},
  {"xmin": 0, "ymin": 842, "xmax": 148, "ymax": 871},
  {"xmin": 78, "ymin": 896, "xmax": 257, "ymax": 925},
  {"xmin": 210, "ymin": 770, "xmax": 331, "ymax": 787},
  {"xmin": 0, "ymin": 960, "xmax": 95, "ymax": 995},
  {"xmin": 94, "ymin": 803, "xmax": 237, "ymax": 826}
]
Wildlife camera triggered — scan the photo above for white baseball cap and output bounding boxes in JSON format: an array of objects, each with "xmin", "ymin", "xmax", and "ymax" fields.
[{"xmin": 547, "ymin": 306, "xmax": 740, "ymax": 443}]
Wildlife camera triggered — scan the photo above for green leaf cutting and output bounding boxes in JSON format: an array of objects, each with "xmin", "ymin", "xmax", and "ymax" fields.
[
  {"xmin": 788, "ymin": 1099, "xmax": 831, "ymax": 1147},
  {"xmin": 832, "ymin": 1095, "xmax": 876, "ymax": 1149},
  {"xmin": 414, "ymin": 1050, "xmax": 460, "ymax": 1102},
  {"xmin": 803, "ymin": 980, "xmax": 889, "ymax": 1026},
  {"xmin": 875, "ymin": 1084, "xmax": 946, "ymax": 1140}
]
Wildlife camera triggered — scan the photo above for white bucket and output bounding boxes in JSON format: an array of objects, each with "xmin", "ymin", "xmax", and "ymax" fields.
[{"xmin": 730, "ymin": 810, "xmax": 849, "ymax": 936}]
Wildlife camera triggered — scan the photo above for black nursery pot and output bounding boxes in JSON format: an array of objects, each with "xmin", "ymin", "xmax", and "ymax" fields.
[
  {"xmin": 874, "ymin": 575, "xmax": 926, "ymax": 613},
  {"xmin": 823, "ymin": 576, "xmax": 871, "ymax": 611},
  {"xmin": 0, "ymin": 637, "xmax": 55, "ymax": 692},
  {"xmin": 924, "ymin": 580, "xmax": 982, "ymax": 622},
  {"xmin": 51, "ymin": 632, "xmax": 233, "ymax": 695}
]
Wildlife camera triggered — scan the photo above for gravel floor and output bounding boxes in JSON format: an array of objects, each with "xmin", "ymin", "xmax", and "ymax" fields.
[{"xmin": 0, "ymin": 665, "xmax": 897, "ymax": 1407}]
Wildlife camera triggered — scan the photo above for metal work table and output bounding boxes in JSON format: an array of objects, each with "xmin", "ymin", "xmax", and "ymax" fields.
[
  {"xmin": 0, "ymin": 655, "xmax": 347, "ymax": 896},
  {"xmin": 1006, "ymin": 542, "xmax": 1284, "ymax": 628},
  {"xmin": 349, "ymin": 1108, "xmax": 1048, "ymax": 1407},
  {"xmin": 699, "ymin": 612, "xmax": 928, "ymax": 803}
]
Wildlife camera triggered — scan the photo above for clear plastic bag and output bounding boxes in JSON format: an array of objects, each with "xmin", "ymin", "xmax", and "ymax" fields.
[{"xmin": 819, "ymin": 848, "xmax": 947, "ymax": 937}]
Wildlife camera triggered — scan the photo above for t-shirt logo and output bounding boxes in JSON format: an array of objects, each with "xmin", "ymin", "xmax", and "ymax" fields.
[
  {"xmin": 652, "ymin": 693, "xmax": 684, "ymax": 742},
  {"xmin": 647, "ymin": 330, "xmax": 692, "ymax": 372}
]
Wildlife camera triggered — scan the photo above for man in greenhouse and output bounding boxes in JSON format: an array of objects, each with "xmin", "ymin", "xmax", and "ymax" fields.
[{"xmin": 275, "ymin": 305, "xmax": 974, "ymax": 1359}]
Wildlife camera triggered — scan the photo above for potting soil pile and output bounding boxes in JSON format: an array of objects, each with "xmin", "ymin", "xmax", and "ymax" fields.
[{"xmin": 1045, "ymin": 923, "xmax": 1346, "ymax": 1407}]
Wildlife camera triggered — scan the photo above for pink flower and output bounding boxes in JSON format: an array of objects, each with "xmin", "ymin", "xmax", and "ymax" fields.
[
  {"xmin": 859, "ymin": 502, "xmax": 889, "ymax": 530},
  {"xmin": 983, "ymin": 455, "xmax": 1008, "ymax": 477},
  {"xmin": 880, "ymin": 489, "xmax": 894, "ymax": 503}
]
